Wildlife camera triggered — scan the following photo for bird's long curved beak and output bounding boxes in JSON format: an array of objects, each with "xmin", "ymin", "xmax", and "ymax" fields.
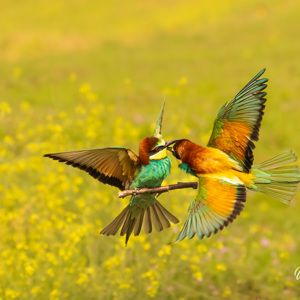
[{"xmin": 164, "ymin": 139, "xmax": 182, "ymax": 147}]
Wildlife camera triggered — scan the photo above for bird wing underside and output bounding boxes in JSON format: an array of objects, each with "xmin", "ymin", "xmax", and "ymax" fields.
[
  {"xmin": 175, "ymin": 176, "xmax": 246, "ymax": 241},
  {"xmin": 207, "ymin": 69, "xmax": 268, "ymax": 172},
  {"xmin": 44, "ymin": 147, "xmax": 140, "ymax": 190}
]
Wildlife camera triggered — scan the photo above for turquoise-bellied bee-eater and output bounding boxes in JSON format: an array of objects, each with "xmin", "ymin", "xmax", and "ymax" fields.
[
  {"xmin": 165, "ymin": 69, "xmax": 300, "ymax": 241},
  {"xmin": 44, "ymin": 101, "xmax": 179, "ymax": 245}
]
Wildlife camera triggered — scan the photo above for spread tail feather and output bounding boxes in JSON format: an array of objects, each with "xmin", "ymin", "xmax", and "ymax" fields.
[
  {"xmin": 251, "ymin": 150, "xmax": 300, "ymax": 204},
  {"xmin": 100, "ymin": 200, "xmax": 179, "ymax": 245}
]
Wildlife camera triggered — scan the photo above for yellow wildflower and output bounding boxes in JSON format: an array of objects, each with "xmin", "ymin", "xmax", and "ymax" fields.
[
  {"xmin": 216, "ymin": 264, "xmax": 227, "ymax": 271},
  {"xmin": 259, "ymin": 201, "xmax": 269, "ymax": 211},
  {"xmin": 143, "ymin": 243, "xmax": 151, "ymax": 250},
  {"xmin": 217, "ymin": 241, "xmax": 224, "ymax": 249},
  {"xmin": 146, "ymin": 280, "xmax": 159, "ymax": 298},
  {"xmin": 250, "ymin": 224, "xmax": 259, "ymax": 233},
  {"xmin": 86, "ymin": 127, "xmax": 97, "ymax": 139},
  {"xmin": 59, "ymin": 111, "xmax": 67, "ymax": 119},
  {"xmin": 157, "ymin": 245, "xmax": 172, "ymax": 257},
  {"xmin": 4, "ymin": 135, "xmax": 14, "ymax": 146},
  {"xmin": 25, "ymin": 262, "xmax": 35, "ymax": 276},
  {"xmin": 103, "ymin": 256, "xmax": 120, "ymax": 270},
  {"xmin": 119, "ymin": 283, "xmax": 131, "ymax": 289},
  {"xmin": 124, "ymin": 78, "xmax": 131, "ymax": 84},
  {"xmin": 69, "ymin": 72, "xmax": 77, "ymax": 81},
  {"xmin": 163, "ymin": 87, "xmax": 171, "ymax": 95},
  {"xmin": 75, "ymin": 105, "xmax": 87, "ymax": 115},
  {"xmin": 13, "ymin": 67, "xmax": 22, "ymax": 80},
  {"xmin": 20, "ymin": 102, "xmax": 30, "ymax": 111},
  {"xmin": 76, "ymin": 273, "xmax": 89, "ymax": 285},
  {"xmin": 31, "ymin": 286, "xmax": 40, "ymax": 296},
  {"xmin": 279, "ymin": 252, "xmax": 289, "ymax": 260},
  {"xmin": 179, "ymin": 77, "xmax": 187, "ymax": 85},
  {"xmin": 79, "ymin": 83, "xmax": 91, "ymax": 94},
  {"xmin": 46, "ymin": 268, "xmax": 55, "ymax": 277},
  {"xmin": 27, "ymin": 143, "xmax": 40, "ymax": 153},
  {"xmin": 86, "ymin": 92, "xmax": 98, "ymax": 101},
  {"xmin": 5, "ymin": 289, "xmax": 20, "ymax": 300},
  {"xmin": 285, "ymin": 281, "xmax": 294, "ymax": 287},
  {"xmin": 222, "ymin": 286, "xmax": 231, "ymax": 298},
  {"xmin": 50, "ymin": 289, "xmax": 60, "ymax": 300},
  {"xmin": 193, "ymin": 271, "xmax": 203, "ymax": 281}
]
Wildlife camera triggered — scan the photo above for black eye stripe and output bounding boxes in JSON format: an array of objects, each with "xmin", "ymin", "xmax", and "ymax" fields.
[
  {"xmin": 173, "ymin": 151, "xmax": 180, "ymax": 159},
  {"xmin": 148, "ymin": 146, "xmax": 164, "ymax": 155},
  {"xmin": 153, "ymin": 146, "xmax": 164, "ymax": 151}
]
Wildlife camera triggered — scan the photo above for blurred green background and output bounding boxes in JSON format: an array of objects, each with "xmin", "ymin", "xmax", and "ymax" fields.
[{"xmin": 1, "ymin": 0, "xmax": 300, "ymax": 299}]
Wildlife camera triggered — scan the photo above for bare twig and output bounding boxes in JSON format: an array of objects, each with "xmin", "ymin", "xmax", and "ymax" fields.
[{"xmin": 118, "ymin": 182, "xmax": 198, "ymax": 198}]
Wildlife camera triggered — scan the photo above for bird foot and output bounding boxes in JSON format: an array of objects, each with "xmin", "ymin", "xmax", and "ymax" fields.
[{"xmin": 132, "ymin": 188, "xmax": 139, "ymax": 196}]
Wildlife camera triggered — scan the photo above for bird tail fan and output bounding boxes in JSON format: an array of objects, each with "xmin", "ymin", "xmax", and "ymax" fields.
[
  {"xmin": 100, "ymin": 199, "xmax": 179, "ymax": 245},
  {"xmin": 251, "ymin": 150, "xmax": 300, "ymax": 204}
]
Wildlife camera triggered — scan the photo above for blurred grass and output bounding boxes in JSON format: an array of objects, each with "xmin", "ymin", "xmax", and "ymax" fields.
[{"xmin": 1, "ymin": 0, "xmax": 300, "ymax": 299}]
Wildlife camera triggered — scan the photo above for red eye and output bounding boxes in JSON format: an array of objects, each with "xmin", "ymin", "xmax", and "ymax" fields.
[{"xmin": 155, "ymin": 147, "xmax": 160, "ymax": 151}]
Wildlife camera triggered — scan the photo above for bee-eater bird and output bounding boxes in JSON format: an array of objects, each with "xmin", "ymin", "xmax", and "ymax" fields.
[
  {"xmin": 165, "ymin": 69, "xmax": 300, "ymax": 242},
  {"xmin": 44, "ymin": 101, "xmax": 179, "ymax": 245}
]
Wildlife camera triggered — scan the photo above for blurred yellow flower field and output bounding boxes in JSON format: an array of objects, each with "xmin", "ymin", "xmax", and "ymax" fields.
[{"xmin": 1, "ymin": 0, "xmax": 300, "ymax": 299}]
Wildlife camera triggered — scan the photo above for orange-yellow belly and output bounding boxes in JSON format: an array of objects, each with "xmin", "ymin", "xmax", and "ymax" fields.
[
  {"xmin": 235, "ymin": 170, "xmax": 255, "ymax": 186},
  {"xmin": 203, "ymin": 169, "xmax": 255, "ymax": 186},
  {"xmin": 193, "ymin": 148, "xmax": 255, "ymax": 186}
]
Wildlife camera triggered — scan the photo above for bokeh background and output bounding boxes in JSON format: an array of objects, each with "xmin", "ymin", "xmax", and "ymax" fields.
[{"xmin": 1, "ymin": 0, "xmax": 300, "ymax": 299}]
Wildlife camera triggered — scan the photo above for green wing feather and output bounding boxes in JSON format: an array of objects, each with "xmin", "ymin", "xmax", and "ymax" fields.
[
  {"xmin": 44, "ymin": 147, "xmax": 140, "ymax": 190},
  {"xmin": 207, "ymin": 69, "xmax": 268, "ymax": 172},
  {"xmin": 175, "ymin": 177, "xmax": 246, "ymax": 242}
]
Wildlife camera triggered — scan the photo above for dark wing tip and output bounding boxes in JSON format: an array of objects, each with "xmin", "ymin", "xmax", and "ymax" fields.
[
  {"xmin": 228, "ymin": 185, "xmax": 247, "ymax": 221},
  {"xmin": 43, "ymin": 153, "xmax": 64, "ymax": 161},
  {"xmin": 44, "ymin": 153, "xmax": 125, "ymax": 190}
]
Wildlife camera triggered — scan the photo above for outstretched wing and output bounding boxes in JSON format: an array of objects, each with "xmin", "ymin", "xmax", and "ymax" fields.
[
  {"xmin": 207, "ymin": 69, "xmax": 268, "ymax": 172},
  {"xmin": 175, "ymin": 177, "xmax": 246, "ymax": 242},
  {"xmin": 44, "ymin": 147, "xmax": 140, "ymax": 190}
]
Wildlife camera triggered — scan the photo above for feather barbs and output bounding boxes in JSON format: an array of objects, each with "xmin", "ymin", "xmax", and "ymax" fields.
[
  {"xmin": 176, "ymin": 177, "xmax": 246, "ymax": 241},
  {"xmin": 207, "ymin": 69, "xmax": 268, "ymax": 172},
  {"xmin": 44, "ymin": 148, "xmax": 140, "ymax": 190}
]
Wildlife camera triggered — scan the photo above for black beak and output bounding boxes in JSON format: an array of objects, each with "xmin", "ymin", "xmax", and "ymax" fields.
[
  {"xmin": 164, "ymin": 139, "xmax": 182, "ymax": 147},
  {"xmin": 165, "ymin": 139, "xmax": 182, "ymax": 159}
]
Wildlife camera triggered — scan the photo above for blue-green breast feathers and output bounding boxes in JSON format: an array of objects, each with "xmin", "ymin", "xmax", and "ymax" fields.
[
  {"xmin": 178, "ymin": 162, "xmax": 197, "ymax": 177},
  {"xmin": 131, "ymin": 157, "xmax": 171, "ymax": 189}
]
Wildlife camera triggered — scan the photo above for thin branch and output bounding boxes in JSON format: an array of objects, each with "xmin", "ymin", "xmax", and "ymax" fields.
[{"xmin": 118, "ymin": 182, "xmax": 198, "ymax": 198}]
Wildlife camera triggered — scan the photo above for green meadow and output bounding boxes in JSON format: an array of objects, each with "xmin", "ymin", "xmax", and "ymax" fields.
[{"xmin": 1, "ymin": 0, "xmax": 300, "ymax": 299}]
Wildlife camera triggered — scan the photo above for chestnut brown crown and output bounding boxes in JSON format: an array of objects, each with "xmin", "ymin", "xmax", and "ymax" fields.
[
  {"xmin": 139, "ymin": 136, "xmax": 159, "ymax": 165},
  {"xmin": 164, "ymin": 139, "xmax": 194, "ymax": 162}
]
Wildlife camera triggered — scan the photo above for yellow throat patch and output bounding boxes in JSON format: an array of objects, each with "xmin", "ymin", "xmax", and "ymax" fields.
[{"xmin": 150, "ymin": 148, "xmax": 167, "ymax": 160}]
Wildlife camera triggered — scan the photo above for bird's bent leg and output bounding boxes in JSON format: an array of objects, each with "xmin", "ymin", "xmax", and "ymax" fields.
[{"xmin": 156, "ymin": 191, "xmax": 164, "ymax": 198}]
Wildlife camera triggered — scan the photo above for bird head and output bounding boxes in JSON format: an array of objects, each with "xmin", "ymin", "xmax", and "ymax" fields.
[
  {"xmin": 148, "ymin": 138, "xmax": 168, "ymax": 160},
  {"xmin": 139, "ymin": 137, "xmax": 168, "ymax": 164},
  {"xmin": 164, "ymin": 139, "xmax": 189, "ymax": 165}
]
